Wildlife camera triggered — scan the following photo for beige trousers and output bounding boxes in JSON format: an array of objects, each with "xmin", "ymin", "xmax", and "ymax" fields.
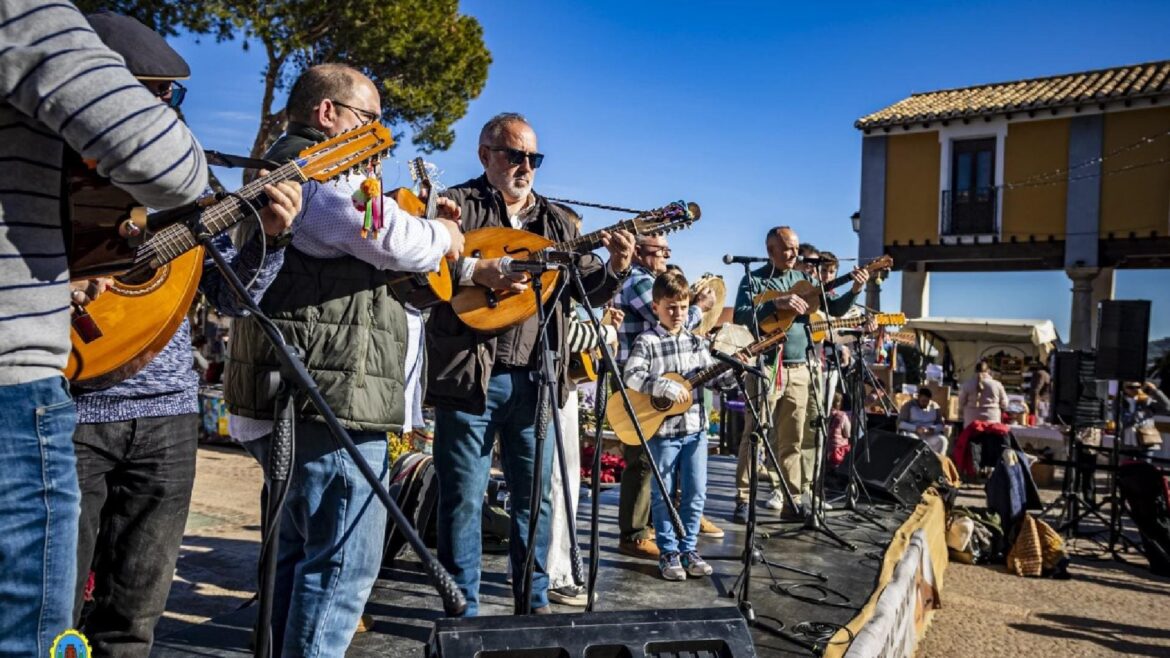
[{"xmin": 734, "ymin": 363, "xmax": 812, "ymax": 503}]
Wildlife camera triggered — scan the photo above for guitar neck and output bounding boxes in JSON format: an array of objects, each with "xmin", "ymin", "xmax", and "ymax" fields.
[
  {"xmin": 685, "ymin": 332, "xmax": 786, "ymax": 388},
  {"xmin": 556, "ymin": 218, "xmax": 639, "ymax": 253},
  {"xmin": 139, "ymin": 161, "xmax": 304, "ymax": 267}
]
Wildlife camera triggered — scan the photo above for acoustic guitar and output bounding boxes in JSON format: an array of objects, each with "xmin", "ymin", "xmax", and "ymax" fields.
[
  {"xmin": 452, "ymin": 201, "xmax": 700, "ymax": 332},
  {"xmin": 64, "ymin": 122, "xmax": 395, "ymax": 387},
  {"xmin": 606, "ymin": 330, "xmax": 787, "ymax": 446},
  {"xmin": 567, "ymin": 308, "xmax": 618, "ymax": 384},
  {"xmin": 806, "ymin": 311, "xmax": 906, "ymax": 342},
  {"xmin": 382, "ymin": 158, "xmax": 453, "ymax": 308},
  {"xmin": 754, "ymin": 255, "xmax": 893, "ymax": 335}
]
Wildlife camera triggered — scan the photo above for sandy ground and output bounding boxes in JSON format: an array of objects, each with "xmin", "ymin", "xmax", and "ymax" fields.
[{"xmin": 160, "ymin": 445, "xmax": 1170, "ymax": 655}]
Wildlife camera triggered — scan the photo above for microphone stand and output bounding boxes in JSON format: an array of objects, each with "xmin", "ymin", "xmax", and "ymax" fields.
[
  {"xmin": 549, "ymin": 256, "xmax": 686, "ymax": 613},
  {"xmin": 718, "ymin": 366, "xmax": 823, "ymax": 656},
  {"xmin": 186, "ymin": 218, "xmax": 467, "ymax": 638},
  {"xmin": 732, "ymin": 259, "xmax": 797, "ymax": 520},
  {"xmin": 775, "ymin": 276, "xmax": 855, "ymax": 551}
]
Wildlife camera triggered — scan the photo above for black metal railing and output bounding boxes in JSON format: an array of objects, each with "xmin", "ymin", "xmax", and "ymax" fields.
[{"xmin": 941, "ymin": 186, "xmax": 999, "ymax": 236}]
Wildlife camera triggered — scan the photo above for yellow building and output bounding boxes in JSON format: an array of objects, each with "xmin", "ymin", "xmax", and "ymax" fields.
[{"xmin": 855, "ymin": 60, "xmax": 1170, "ymax": 348}]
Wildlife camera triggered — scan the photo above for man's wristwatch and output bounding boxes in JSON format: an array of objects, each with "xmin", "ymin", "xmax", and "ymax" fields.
[{"xmin": 264, "ymin": 229, "xmax": 293, "ymax": 249}]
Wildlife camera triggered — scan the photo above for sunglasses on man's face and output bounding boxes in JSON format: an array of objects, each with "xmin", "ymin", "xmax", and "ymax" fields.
[{"xmin": 489, "ymin": 146, "xmax": 544, "ymax": 169}]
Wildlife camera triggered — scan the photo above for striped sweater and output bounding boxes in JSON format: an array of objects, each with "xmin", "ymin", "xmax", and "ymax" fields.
[{"xmin": 0, "ymin": 1, "xmax": 207, "ymax": 386}]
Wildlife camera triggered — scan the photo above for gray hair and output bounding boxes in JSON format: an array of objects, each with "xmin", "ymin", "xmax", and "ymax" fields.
[{"xmin": 479, "ymin": 112, "xmax": 530, "ymax": 146}]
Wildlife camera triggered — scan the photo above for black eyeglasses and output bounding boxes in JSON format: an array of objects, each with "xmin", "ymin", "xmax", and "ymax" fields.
[
  {"xmin": 332, "ymin": 99, "xmax": 379, "ymax": 126},
  {"xmin": 488, "ymin": 146, "xmax": 544, "ymax": 169},
  {"xmin": 150, "ymin": 80, "xmax": 186, "ymax": 109},
  {"xmin": 640, "ymin": 246, "xmax": 672, "ymax": 257}
]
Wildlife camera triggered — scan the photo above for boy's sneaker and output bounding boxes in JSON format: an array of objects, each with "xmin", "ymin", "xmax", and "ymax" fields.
[
  {"xmin": 681, "ymin": 551, "xmax": 714, "ymax": 577},
  {"xmin": 764, "ymin": 490, "xmax": 785, "ymax": 510},
  {"xmin": 659, "ymin": 552, "xmax": 687, "ymax": 581}
]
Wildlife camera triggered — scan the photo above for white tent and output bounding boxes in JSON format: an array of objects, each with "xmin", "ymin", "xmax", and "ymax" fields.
[{"xmin": 902, "ymin": 317, "xmax": 1060, "ymax": 382}]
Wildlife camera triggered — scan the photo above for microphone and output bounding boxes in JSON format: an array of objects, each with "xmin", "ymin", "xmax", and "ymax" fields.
[
  {"xmin": 800, "ymin": 256, "xmax": 830, "ymax": 265},
  {"xmin": 711, "ymin": 350, "xmax": 766, "ymax": 379},
  {"xmin": 498, "ymin": 256, "xmax": 564, "ymax": 275},
  {"xmin": 723, "ymin": 254, "xmax": 768, "ymax": 265}
]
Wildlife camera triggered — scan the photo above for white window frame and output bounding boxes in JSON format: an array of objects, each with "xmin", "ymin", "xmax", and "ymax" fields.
[{"xmin": 938, "ymin": 120, "xmax": 1007, "ymax": 244}]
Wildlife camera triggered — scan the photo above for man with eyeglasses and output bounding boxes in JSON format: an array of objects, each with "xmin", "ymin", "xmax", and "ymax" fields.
[
  {"xmin": 224, "ymin": 63, "xmax": 462, "ymax": 653},
  {"xmin": 425, "ymin": 112, "xmax": 635, "ymax": 616},
  {"xmin": 68, "ymin": 13, "xmax": 303, "ymax": 656},
  {"xmin": 613, "ymin": 234, "xmax": 719, "ymax": 560}
]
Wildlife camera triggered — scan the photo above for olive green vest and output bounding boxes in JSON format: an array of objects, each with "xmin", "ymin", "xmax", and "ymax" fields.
[{"xmin": 223, "ymin": 125, "xmax": 408, "ymax": 432}]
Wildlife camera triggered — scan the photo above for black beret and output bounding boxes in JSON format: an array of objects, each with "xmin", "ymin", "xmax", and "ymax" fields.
[{"xmin": 85, "ymin": 11, "xmax": 190, "ymax": 80}]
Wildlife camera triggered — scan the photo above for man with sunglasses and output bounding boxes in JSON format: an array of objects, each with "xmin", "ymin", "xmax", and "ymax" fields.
[
  {"xmin": 68, "ymin": 13, "xmax": 303, "ymax": 656},
  {"xmin": 425, "ymin": 112, "xmax": 635, "ymax": 616},
  {"xmin": 613, "ymin": 234, "xmax": 719, "ymax": 560}
]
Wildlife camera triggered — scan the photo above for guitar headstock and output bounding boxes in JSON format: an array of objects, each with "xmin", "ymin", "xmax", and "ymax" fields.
[
  {"xmin": 874, "ymin": 312, "xmax": 907, "ymax": 327},
  {"xmin": 630, "ymin": 200, "xmax": 701, "ymax": 238},
  {"xmin": 294, "ymin": 123, "xmax": 395, "ymax": 182},
  {"xmin": 864, "ymin": 254, "xmax": 894, "ymax": 274}
]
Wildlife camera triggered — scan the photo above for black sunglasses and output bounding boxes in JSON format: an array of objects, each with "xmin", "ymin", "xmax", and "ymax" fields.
[
  {"xmin": 331, "ymin": 99, "xmax": 379, "ymax": 125},
  {"xmin": 151, "ymin": 80, "xmax": 186, "ymax": 109},
  {"xmin": 489, "ymin": 146, "xmax": 544, "ymax": 169}
]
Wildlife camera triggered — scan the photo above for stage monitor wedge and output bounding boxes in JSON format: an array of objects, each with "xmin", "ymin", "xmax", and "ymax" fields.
[{"xmin": 1095, "ymin": 299, "xmax": 1151, "ymax": 382}]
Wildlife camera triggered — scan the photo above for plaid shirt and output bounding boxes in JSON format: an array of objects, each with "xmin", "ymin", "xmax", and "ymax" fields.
[
  {"xmin": 615, "ymin": 265, "xmax": 702, "ymax": 365},
  {"xmin": 624, "ymin": 325, "xmax": 736, "ymax": 439}
]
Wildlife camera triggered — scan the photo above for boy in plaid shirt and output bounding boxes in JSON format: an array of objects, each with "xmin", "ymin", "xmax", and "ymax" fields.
[{"xmin": 623, "ymin": 270, "xmax": 737, "ymax": 580}]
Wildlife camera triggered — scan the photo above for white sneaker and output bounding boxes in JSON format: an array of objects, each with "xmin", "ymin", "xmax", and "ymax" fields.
[{"xmin": 764, "ymin": 490, "xmax": 785, "ymax": 510}]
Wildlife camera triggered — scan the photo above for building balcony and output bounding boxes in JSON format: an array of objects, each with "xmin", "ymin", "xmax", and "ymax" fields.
[{"xmin": 941, "ymin": 186, "xmax": 1000, "ymax": 237}]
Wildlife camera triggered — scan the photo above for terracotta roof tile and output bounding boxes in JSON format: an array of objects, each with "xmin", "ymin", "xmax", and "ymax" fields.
[{"xmin": 855, "ymin": 60, "xmax": 1170, "ymax": 129}]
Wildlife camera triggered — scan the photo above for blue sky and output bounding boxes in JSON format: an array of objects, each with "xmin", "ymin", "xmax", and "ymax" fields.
[{"xmin": 171, "ymin": 0, "xmax": 1169, "ymax": 339}]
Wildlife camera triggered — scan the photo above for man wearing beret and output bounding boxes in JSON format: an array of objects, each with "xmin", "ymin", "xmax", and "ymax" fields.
[{"xmin": 67, "ymin": 12, "xmax": 302, "ymax": 656}]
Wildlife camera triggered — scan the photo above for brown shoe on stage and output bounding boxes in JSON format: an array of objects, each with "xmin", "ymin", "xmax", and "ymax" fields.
[
  {"xmin": 698, "ymin": 516, "xmax": 724, "ymax": 538},
  {"xmin": 618, "ymin": 536, "xmax": 660, "ymax": 560}
]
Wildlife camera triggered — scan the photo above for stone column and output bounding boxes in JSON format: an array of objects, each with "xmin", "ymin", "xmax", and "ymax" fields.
[
  {"xmin": 865, "ymin": 278, "xmax": 881, "ymax": 311},
  {"xmin": 1067, "ymin": 267, "xmax": 1099, "ymax": 350},
  {"xmin": 901, "ymin": 264, "xmax": 930, "ymax": 319}
]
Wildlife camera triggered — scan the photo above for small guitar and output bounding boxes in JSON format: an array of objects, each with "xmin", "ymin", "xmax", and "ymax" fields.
[
  {"xmin": 807, "ymin": 311, "xmax": 906, "ymax": 342},
  {"xmin": 452, "ymin": 201, "xmax": 700, "ymax": 332},
  {"xmin": 65, "ymin": 122, "xmax": 396, "ymax": 387},
  {"xmin": 383, "ymin": 158, "xmax": 453, "ymax": 308},
  {"xmin": 567, "ymin": 308, "xmax": 618, "ymax": 384},
  {"xmin": 755, "ymin": 255, "xmax": 893, "ymax": 335},
  {"xmin": 606, "ymin": 330, "xmax": 787, "ymax": 446}
]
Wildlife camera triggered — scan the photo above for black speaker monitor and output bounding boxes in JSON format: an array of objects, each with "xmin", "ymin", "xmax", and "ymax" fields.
[
  {"xmin": 1050, "ymin": 350, "xmax": 1106, "ymax": 426},
  {"xmin": 849, "ymin": 429, "xmax": 946, "ymax": 507},
  {"xmin": 1095, "ymin": 299, "xmax": 1151, "ymax": 382}
]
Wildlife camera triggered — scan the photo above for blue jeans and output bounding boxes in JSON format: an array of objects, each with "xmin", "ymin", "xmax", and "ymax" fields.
[
  {"xmin": 0, "ymin": 377, "xmax": 79, "ymax": 657},
  {"xmin": 243, "ymin": 420, "xmax": 388, "ymax": 657},
  {"xmin": 434, "ymin": 369, "xmax": 554, "ymax": 616},
  {"xmin": 647, "ymin": 432, "xmax": 707, "ymax": 555}
]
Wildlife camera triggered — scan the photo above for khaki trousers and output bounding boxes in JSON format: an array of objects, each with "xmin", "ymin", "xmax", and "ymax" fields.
[{"xmin": 735, "ymin": 363, "xmax": 812, "ymax": 504}]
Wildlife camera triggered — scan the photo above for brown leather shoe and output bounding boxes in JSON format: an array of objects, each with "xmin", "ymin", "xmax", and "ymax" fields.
[
  {"xmin": 355, "ymin": 613, "xmax": 374, "ymax": 633},
  {"xmin": 698, "ymin": 516, "xmax": 724, "ymax": 538},
  {"xmin": 618, "ymin": 536, "xmax": 660, "ymax": 560},
  {"xmin": 532, "ymin": 605, "xmax": 552, "ymax": 615}
]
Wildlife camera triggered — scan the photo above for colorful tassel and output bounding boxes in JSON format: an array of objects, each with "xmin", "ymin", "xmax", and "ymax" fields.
[{"xmin": 351, "ymin": 172, "xmax": 382, "ymax": 239}]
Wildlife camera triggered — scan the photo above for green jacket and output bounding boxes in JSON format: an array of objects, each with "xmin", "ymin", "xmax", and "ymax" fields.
[{"xmin": 223, "ymin": 124, "xmax": 409, "ymax": 432}]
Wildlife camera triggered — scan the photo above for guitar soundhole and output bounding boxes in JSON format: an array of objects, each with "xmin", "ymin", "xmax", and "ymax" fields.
[
  {"xmin": 651, "ymin": 396, "xmax": 673, "ymax": 412},
  {"xmin": 111, "ymin": 264, "xmax": 168, "ymax": 296}
]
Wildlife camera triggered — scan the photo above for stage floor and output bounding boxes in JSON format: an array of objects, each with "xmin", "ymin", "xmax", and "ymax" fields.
[{"xmin": 153, "ymin": 455, "xmax": 913, "ymax": 657}]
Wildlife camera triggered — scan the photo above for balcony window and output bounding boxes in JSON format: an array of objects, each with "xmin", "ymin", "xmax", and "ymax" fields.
[{"xmin": 943, "ymin": 137, "xmax": 998, "ymax": 235}]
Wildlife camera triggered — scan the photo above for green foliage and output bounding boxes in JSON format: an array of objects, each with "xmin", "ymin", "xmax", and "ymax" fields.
[{"xmin": 75, "ymin": 0, "xmax": 491, "ymax": 156}]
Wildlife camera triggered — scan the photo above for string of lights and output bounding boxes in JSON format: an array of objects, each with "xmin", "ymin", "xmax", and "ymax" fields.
[{"xmin": 1005, "ymin": 126, "xmax": 1170, "ymax": 189}]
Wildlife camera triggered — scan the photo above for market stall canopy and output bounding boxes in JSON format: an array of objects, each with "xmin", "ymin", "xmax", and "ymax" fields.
[{"xmin": 903, "ymin": 317, "xmax": 1060, "ymax": 381}]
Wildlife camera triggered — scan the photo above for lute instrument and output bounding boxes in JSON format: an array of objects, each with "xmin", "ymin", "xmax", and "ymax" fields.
[
  {"xmin": 382, "ymin": 158, "xmax": 453, "ymax": 308},
  {"xmin": 606, "ymin": 330, "xmax": 787, "ymax": 446},
  {"xmin": 754, "ymin": 255, "xmax": 893, "ymax": 334},
  {"xmin": 65, "ymin": 122, "xmax": 395, "ymax": 387},
  {"xmin": 452, "ymin": 201, "xmax": 700, "ymax": 332}
]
